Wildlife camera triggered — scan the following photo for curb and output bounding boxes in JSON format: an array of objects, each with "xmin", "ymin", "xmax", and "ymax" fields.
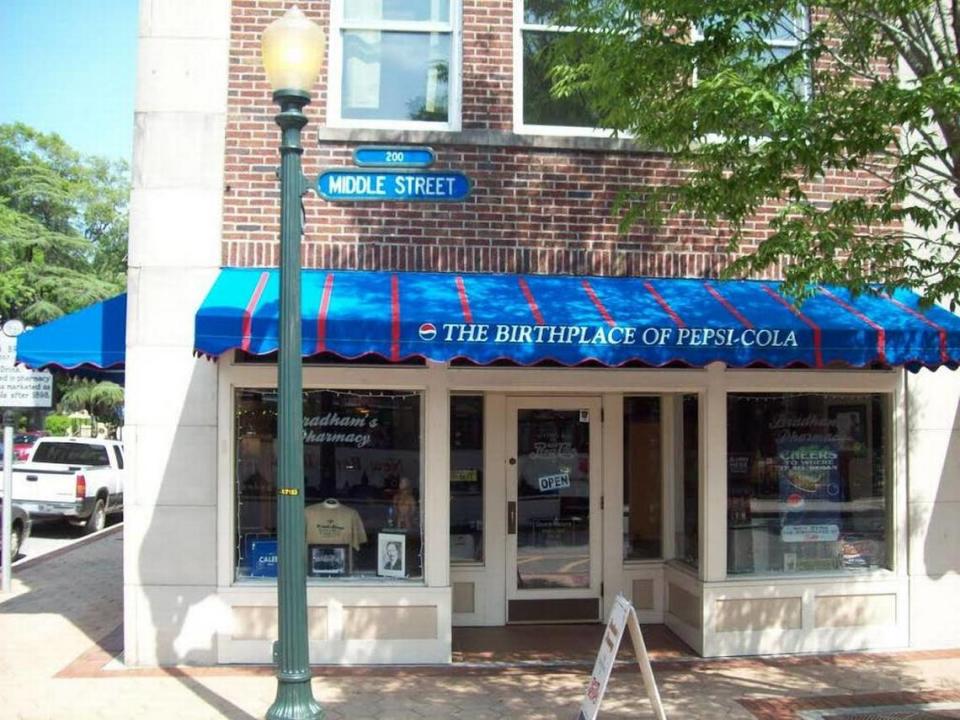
[{"xmin": 11, "ymin": 522, "xmax": 122, "ymax": 571}]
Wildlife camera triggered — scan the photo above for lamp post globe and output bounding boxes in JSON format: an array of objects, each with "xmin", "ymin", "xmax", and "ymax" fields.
[{"xmin": 261, "ymin": 7, "xmax": 325, "ymax": 720}]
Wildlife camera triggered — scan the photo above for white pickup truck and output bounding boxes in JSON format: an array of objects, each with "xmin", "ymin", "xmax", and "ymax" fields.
[{"xmin": 10, "ymin": 437, "xmax": 124, "ymax": 534}]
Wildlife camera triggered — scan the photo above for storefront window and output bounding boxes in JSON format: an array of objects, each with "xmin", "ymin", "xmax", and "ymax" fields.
[
  {"xmin": 450, "ymin": 395, "xmax": 484, "ymax": 562},
  {"xmin": 235, "ymin": 389, "xmax": 423, "ymax": 582},
  {"xmin": 727, "ymin": 393, "xmax": 890, "ymax": 575},
  {"xmin": 623, "ymin": 396, "xmax": 662, "ymax": 560},
  {"xmin": 675, "ymin": 394, "xmax": 700, "ymax": 567}
]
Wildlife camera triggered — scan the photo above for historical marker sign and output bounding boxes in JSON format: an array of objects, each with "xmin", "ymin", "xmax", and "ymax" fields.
[
  {"xmin": 0, "ymin": 367, "xmax": 53, "ymax": 408},
  {"xmin": 353, "ymin": 146, "xmax": 435, "ymax": 168},
  {"xmin": 317, "ymin": 169, "xmax": 471, "ymax": 202}
]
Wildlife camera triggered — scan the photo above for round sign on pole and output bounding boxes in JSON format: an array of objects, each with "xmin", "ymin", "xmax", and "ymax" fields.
[{"xmin": 2, "ymin": 319, "xmax": 24, "ymax": 338}]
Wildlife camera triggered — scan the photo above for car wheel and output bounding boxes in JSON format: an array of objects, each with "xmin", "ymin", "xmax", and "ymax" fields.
[
  {"xmin": 84, "ymin": 499, "xmax": 107, "ymax": 535},
  {"xmin": 8, "ymin": 522, "xmax": 22, "ymax": 559}
]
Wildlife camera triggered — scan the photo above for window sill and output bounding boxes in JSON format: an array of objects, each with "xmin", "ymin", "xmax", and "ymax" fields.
[
  {"xmin": 314, "ymin": 126, "xmax": 655, "ymax": 154},
  {"xmin": 714, "ymin": 567, "xmax": 898, "ymax": 586}
]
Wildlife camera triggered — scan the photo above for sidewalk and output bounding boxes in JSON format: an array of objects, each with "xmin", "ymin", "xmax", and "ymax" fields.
[{"xmin": 1, "ymin": 530, "xmax": 958, "ymax": 720}]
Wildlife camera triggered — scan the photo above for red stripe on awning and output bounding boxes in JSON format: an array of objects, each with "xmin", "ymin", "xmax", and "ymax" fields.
[
  {"xmin": 820, "ymin": 288, "xmax": 886, "ymax": 363},
  {"xmin": 518, "ymin": 277, "xmax": 545, "ymax": 325},
  {"xmin": 456, "ymin": 275, "xmax": 474, "ymax": 323},
  {"xmin": 705, "ymin": 282, "xmax": 753, "ymax": 328},
  {"xmin": 315, "ymin": 273, "xmax": 335, "ymax": 353},
  {"xmin": 241, "ymin": 271, "xmax": 269, "ymax": 352},
  {"xmin": 886, "ymin": 294, "xmax": 948, "ymax": 363},
  {"xmin": 582, "ymin": 279, "xmax": 616, "ymax": 328},
  {"xmin": 644, "ymin": 281, "xmax": 686, "ymax": 328},
  {"xmin": 762, "ymin": 285, "xmax": 823, "ymax": 368},
  {"xmin": 391, "ymin": 274, "xmax": 401, "ymax": 361}
]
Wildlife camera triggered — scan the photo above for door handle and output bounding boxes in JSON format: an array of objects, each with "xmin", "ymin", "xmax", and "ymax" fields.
[{"xmin": 507, "ymin": 501, "xmax": 517, "ymax": 535}]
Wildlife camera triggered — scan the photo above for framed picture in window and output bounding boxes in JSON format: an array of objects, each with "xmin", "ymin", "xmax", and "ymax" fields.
[
  {"xmin": 308, "ymin": 544, "xmax": 349, "ymax": 577},
  {"xmin": 377, "ymin": 532, "xmax": 406, "ymax": 578},
  {"xmin": 829, "ymin": 405, "xmax": 867, "ymax": 451}
]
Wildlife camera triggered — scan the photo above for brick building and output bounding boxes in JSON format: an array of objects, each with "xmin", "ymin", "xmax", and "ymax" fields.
[{"xmin": 122, "ymin": 0, "xmax": 960, "ymax": 666}]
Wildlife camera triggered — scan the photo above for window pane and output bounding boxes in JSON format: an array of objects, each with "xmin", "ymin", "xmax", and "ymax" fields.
[
  {"xmin": 451, "ymin": 396, "xmax": 484, "ymax": 563},
  {"xmin": 516, "ymin": 409, "xmax": 591, "ymax": 589},
  {"xmin": 676, "ymin": 395, "xmax": 700, "ymax": 567},
  {"xmin": 342, "ymin": 31, "xmax": 450, "ymax": 121},
  {"xmin": 524, "ymin": 0, "xmax": 566, "ymax": 25},
  {"xmin": 235, "ymin": 389, "xmax": 423, "ymax": 582},
  {"xmin": 346, "ymin": 0, "xmax": 450, "ymax": 23},
  {"xmin": 623, "ymin": 397, "xmax": 662, "ymax": 560},
  {"xmin": 727, "ymin": 394, "xmax": 890, "ymax": 575},
  {"xmin": 522, "ymin": 31, "xmax": 599, "ymax": 127}
]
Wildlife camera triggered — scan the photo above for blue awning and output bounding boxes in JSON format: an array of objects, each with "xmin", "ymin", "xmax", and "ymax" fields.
[
  {"xmin": 194, "ymin": 269, "xmax": 960, "ymax": 370},
  {"xmin": 16, "ymin": 294, "xmax": 127, "ymax": 371}
]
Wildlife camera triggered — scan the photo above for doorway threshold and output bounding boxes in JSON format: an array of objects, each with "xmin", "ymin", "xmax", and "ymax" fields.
[{"xmin": 452, "ymin": 623, "xmax": 694, "ymax": 668}]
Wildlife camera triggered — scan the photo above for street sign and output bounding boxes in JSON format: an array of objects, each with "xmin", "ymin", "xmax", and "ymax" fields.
[
  {"xmin": 353, "ymin": 146, "xmax": 435, "ymax": 168},
  {"xmin": 317, "ymin": 169, "xmax": 471, "ymax": 202},
  {"xmin": 0, "ymin": 367, "xmax": 53, "ymax": 408}
]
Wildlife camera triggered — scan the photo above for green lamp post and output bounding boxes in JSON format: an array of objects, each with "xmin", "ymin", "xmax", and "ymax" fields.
[{"xmin": 260, "ymin": 7, "xmax": 326, "ymax": 720}]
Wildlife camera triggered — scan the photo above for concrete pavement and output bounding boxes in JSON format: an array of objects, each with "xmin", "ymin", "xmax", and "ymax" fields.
[{"xmin": 1, "ymin": 529, "xmax": 958, "ymax": 719}]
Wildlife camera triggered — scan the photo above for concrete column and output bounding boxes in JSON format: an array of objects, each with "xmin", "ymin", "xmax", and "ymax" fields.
[{"xmin": 124, "ymin": 0, "xmax": 231, "ymax": 666}]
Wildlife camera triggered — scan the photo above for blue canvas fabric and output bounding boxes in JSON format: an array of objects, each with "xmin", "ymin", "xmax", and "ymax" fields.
[
  {"xmin": 15, "ymin": 293, "xmax": 127, "ymax": 371},
  {"xmin": 194, "ymin": 269, "xmax": 960, "ymax": 370}
]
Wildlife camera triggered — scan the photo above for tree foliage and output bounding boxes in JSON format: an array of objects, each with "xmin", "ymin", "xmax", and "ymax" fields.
[
  {"xmin": 548, "ymin": 1, "xmax": 960, "ymax": 304},
  {"xmin": 0, "ymin": 123, "xmax": 127, "ymax": 324},
  {"xmin": 58, "ymin": 379, "xmax": 124, "ymax": 430}
]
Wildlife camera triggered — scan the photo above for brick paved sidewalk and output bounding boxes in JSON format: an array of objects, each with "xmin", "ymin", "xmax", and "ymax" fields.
[{"xmin": 1, "ymin": 530, "xmax": 958, "ymax": 720}]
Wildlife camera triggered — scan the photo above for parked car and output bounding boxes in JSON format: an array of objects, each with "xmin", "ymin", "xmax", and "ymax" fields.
[
  {"xmin": 13, "ymin": 432, "xmax": 46, "ymax": 462},
  {"xmin": 11, "ymin": 437, "xmax": 124, "ymax": 534},
  {"xmin": 1, "ymin": 503, "xmax": 31, "ymax": 559}
]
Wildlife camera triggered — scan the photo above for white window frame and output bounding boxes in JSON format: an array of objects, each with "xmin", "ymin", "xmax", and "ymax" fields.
[
  {"xmin": 513, "ymin": 0, "xmax": 613, "ymax": 138},
  {"xmin": 691, "ymin": 9, "xmax": 811, "ymax": 100},
  {"xmin": 327, "ymin": 0, "xmax": 462, "ymax": 131}
]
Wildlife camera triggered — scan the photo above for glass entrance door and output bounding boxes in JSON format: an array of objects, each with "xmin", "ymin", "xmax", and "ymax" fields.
[{"xmin": 506, "ymin": 397, "xmax": 602, "ymax": 623}]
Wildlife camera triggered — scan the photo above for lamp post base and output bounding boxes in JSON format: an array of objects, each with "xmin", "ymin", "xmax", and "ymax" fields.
[{"xmin": 266, "ymin": 677, "xmax": 325, "ymax": 720}]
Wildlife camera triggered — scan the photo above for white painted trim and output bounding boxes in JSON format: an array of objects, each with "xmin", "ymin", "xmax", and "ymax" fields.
[
  {"xmin": 602, "ymin": 392, "xmax": 624, "ymax": 618},
  {"xmin": 326, "ymin": 0, "xmax": 461, "ymax": 131},
  {"xmin": 424, "ymin": 361, "xmax": 451, "ymax": 587},
  {"xmin": 660, "ymin": 394, "xmax": 677, "ymax": 561},
  {"xmin": 702, "ymin": 363, "xmax": 727, "ymax": 582}
]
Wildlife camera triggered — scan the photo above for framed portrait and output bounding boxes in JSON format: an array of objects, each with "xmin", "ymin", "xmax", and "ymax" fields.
[
  {"xmin": 829, "ymin": 405, "xmax": 867, "ymax": 450},
  {"xmin": 377, "ymin": 532, "xmax": 406, "ymax": 578},
  {"xmin": 308, "ymin": 544, "xmax": 349, "ymax": 577}
]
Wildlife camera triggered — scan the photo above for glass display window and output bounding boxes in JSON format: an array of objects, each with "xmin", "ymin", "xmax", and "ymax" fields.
[
  {"xmin": 727, "ymin": 393, "xmax": 890, "ymax": 576},
  {"xmin": 235, "ymin": 388, "xmax": 423, "ymax": 582}
]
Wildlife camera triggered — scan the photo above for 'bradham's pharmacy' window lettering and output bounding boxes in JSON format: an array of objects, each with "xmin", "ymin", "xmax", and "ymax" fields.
[
  {"xmin": 727, "ymin": 393, "xmax": 890, "ymax": 576},
  {"xmin": 235, "ymin": 389, "xmax": 423, "ymax": 582}
]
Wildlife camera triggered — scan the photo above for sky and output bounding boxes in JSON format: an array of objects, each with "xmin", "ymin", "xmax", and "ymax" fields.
[{"xmin": 0, "ymin": 0, "xmax": 139, "ymax": 165}]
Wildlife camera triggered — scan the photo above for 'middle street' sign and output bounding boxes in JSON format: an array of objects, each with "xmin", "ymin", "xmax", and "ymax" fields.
[{"xmin": 317, "ymin": 169, "xmax": 471, "ymax": 203}]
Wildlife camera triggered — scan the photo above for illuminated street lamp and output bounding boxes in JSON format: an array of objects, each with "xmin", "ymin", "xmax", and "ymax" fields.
[{"xmin": 260, "ymin": 7, "xmax": 326, "ymax": 720}]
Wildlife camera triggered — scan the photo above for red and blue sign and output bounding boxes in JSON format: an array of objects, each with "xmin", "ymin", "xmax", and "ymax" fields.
[{"xmin": 195, "ymin": 269, "xmax": 960, "ymax": 370}]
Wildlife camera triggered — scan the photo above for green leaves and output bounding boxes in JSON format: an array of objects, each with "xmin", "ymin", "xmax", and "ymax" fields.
[
  {"xmin": 0, "ymin": 123, "xmax": 127, "ymax": 324},
  {"xmin": 550, "ymin": 1, "xmax": 960, "ymax": 305}
]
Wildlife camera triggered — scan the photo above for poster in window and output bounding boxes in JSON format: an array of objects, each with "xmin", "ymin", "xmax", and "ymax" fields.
[
  {"xmin": 309, "ymin": 544, "xmax": 349, "ymax": 577},
  {"xmin": 377, "ymin": 532, "xmax": 406, "ymax": 578},
  {"xmin": 777, "ymin": 438, "xmax": 841, "ymax": 558}
]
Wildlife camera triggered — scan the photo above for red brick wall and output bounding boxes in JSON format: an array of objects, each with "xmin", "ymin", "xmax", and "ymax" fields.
[{"xmin": 222, "ymin": 0, "xmax": 885, "ymax": 279}]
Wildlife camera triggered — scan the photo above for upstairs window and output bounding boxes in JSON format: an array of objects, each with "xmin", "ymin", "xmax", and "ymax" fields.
[
  {"xmin": 329, "ymin": 0, "xmax": 460, "ymax": 130},
  {"xmin": 515, "ymin": 0, "xmax": 602, "ymax": 134}
]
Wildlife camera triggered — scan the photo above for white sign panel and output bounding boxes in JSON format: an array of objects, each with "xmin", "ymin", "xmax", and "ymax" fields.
[
  {"xmin": 538, "ymin": 472, "xmax": 571, "ymax": 492},
  {"xmin": 0, "ymin": 335, "xmax": 15, "ymax": 368},
  {"xmin": 0, "ymin": 367, "xmax": 53, "ymax": 407},
  {"xmin": 577, "ymin": 595, "xmax": 667, "ymax": 720}
]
